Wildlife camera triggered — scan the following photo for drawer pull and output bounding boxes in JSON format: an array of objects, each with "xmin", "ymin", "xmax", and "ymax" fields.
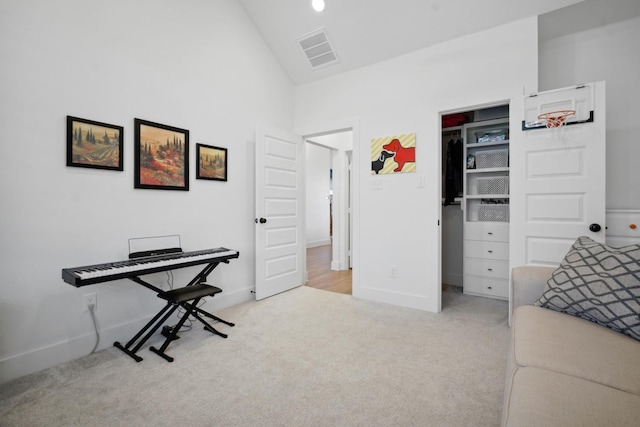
[
  {"xmin": 488, "ymin": 232, "xmax": 493, "ymax": 235},
  {"xmin": 487, "ymin": 268, "xmax": 493, "ymax": 272},
  {"xmin": 487, "ymin": 286, "xmax": 493, "ymax": 290},
  {"xmin": 488, "ymin": 250, "xmax": 493, "ymax": 253}
]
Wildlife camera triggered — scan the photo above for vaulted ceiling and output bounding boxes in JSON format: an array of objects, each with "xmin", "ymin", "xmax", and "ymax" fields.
[{"xmin": 238, "ymin": 0, "xmax": 640, "ymax": 86}]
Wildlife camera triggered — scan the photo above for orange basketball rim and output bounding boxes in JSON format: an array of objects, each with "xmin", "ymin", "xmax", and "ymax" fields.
[{"xmin": 537, "ymin": 109, "xmax": 576, "ymax": 128}]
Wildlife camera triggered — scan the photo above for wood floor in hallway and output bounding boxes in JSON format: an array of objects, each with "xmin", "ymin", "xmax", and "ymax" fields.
[{"xmin": 306, "ymin": 245, "xmax": 352, "ymax": 295}]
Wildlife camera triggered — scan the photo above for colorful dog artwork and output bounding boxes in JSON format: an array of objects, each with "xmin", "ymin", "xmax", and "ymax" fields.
[
  {"xmin": 371, "ymin": 150, "xmax": 395, "ymax": 174},
  {"xmin": 370, "ymin": 133, "xmax": 416, "ymax": 174}
]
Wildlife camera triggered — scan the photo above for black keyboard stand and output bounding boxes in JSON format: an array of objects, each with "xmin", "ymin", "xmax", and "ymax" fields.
[{"xmin": 113, "ymin": 260, "xmax": 234, "ymax": 362}]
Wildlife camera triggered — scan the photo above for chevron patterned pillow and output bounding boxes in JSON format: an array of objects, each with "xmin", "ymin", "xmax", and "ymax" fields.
[{"xmin": 535, "ymin": 236, "xmax": 640, "ymax": 341}]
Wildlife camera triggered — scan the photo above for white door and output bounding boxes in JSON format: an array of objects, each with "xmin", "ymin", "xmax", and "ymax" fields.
[
  {"xmin": 510, "ymin": 82, "xmax": 606, "ymax": 269},
  {"xmin": 255, "ymin": 127, "xmax": 305, "ymax": 300}
]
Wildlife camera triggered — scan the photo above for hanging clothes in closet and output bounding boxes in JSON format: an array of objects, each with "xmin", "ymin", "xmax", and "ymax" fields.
[{"xmin": 444, "ymin": 138, "xmax": 463, "ymax": 206}]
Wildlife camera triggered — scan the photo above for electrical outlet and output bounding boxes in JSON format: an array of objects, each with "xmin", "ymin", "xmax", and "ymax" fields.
[
  {"xmin": 83, "ymin": 293, "xmax": 97, "ymax": 312},
  {"xmin": 390, "ymin": 265, "xmax": 398, "ymax": 278}
]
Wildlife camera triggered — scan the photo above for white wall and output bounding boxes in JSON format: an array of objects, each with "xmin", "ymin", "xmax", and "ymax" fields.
[
  {"xmin": 295, "ymin": 18, "xmax": 539, "ymax": 312},
  {"xmin": 0, "ymin": 0, "xmax": 294, "ymax": 383},
  {"xmin": 305, "ymin": 144, "xmax": 331, "ymax": 247},
  {"xmin": 539, "ymin": 15, "xmax": 640, "ymax": 210}
]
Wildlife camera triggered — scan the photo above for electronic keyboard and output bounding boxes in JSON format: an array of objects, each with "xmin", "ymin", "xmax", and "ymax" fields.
[{"xmin": 62, "ymin": 247, "xmax": 239, "ymax": 287}]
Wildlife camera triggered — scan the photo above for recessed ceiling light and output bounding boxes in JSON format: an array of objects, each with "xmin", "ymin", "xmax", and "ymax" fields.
[{"xmin": 312, "ymin": 0, "xmax": 325, "ymax": 12}]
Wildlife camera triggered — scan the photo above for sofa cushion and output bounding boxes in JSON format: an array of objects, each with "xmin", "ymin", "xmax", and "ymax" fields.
[
  {"xmin": 535, "ymin": 236, "xmax": 640, "ymax": 340},
  {"xmin": 510, "ymin": 305, "xmax": 640, "ymax": 396},
  {"xmin": 503, "ymin": 367, "xmax": 640, "ymax": 427},
  {"xmin": 510, "ymin": 266, "xmax": 556, "ymax": 315}
]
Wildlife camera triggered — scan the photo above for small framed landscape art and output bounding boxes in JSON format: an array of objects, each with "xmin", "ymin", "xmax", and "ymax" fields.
[
  {"xmin": 196, "ymin": 144, "xmax": 227, "ymax": 182},
  {"xmin": 134, "ymin": 118, "xmax": 189, "ymax": 191},
  {"xmin": 67, "ymin": 116, "xmax": 124, "ymax": 171}
]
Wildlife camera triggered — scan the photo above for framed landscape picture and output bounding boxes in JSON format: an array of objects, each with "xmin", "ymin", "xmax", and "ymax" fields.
[
  {"xmin": 67, "ymin": 116, "xmax": 123, "ymax": 171},
  {"xmin": 196, "ymin": 144, "xmax": 227, "ymax": 181},
  {"xmin": 134, "ymin": 118, "xmax": 189, "ymax": 191}
]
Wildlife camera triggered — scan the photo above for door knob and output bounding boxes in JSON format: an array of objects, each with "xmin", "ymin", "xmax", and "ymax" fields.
[
  {"xmin": 255, "ymin": 217, "xmax": 267, "ymax": 224},
  {"xmin": 589, "ymin": 223, "xmax": 602, "ymax": 232}
]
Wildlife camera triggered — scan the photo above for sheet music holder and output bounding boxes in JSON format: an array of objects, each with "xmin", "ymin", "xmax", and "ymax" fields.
[{"xmin": 128, "ymin": 234, "xmax": 183, "ymax": 259}]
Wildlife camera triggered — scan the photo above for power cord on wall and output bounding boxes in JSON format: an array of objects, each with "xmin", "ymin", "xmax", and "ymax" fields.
[
  {"xmin": 88, "ymin": 303, "xmax": 100, "ymax": 354},
  {"xmin": 166, "ymin": 271, "xmax": 174, "ymax": 289}
]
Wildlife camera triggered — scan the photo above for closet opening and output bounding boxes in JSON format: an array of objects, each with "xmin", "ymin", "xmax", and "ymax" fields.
[{"xmin": 441, "ymin": 103, "xmax": 510, "ymax": 302}]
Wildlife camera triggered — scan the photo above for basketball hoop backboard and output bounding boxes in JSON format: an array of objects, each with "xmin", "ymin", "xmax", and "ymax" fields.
[{"xmin": 522, "ymin": 84, "xmax": 594, "ymax": 130}]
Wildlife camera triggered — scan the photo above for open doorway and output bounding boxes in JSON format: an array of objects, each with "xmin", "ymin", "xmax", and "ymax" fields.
[{"xmin": 304, "ymin": 131, "xmax": 353, "ymax": 295}]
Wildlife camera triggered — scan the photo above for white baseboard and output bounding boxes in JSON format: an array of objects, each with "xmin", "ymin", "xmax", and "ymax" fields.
[
  {"xmin": 0, "ymin": 315, "xmax": 154, "ymax": 384},
  {"xmin": 0, "ymin": 286, "xmax": 254, "ymax": 384},
  {"xmin": 207, "ymin": 286, "xmax": 254, "ymax": 310},
  {"xmin": 355, "ymin": 285, "xmax": 438, "ymax": 312},
  {"xmin": 306, "ymin": 240, "xmax": 331, "ymax": 248}
]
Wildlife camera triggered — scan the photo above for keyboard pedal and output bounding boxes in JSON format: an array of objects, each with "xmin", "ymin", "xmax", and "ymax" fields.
[{"xmin": 161, "ymin": 325, "xmax": 180, "ymax": 340}]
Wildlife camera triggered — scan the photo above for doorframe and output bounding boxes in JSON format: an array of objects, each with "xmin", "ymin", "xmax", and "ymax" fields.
[{"xmin": 297, "ymin": 120, "xmax": 360, "ymax": 294}]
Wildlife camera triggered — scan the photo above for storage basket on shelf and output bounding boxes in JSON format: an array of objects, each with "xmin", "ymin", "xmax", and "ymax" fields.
[
  {"xmin": 475, "ymin": 149, "xmax": 508, "ymax": 169},
  {"xmin": 477, "ymin": 204, "xmax": 509, "ymax": 222},
  {"xmin": 477, "ymin": 176, "xmax": 509, "ymax": 195},
  {"xmin": 474, "ymin": 128, "xmax": 508, "ymax": 143}
]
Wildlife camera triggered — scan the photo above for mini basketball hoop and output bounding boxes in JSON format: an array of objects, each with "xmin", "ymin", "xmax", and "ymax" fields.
[{"xmin": 537, "ymin": 109, "xmax": 576, "ymax": 129}]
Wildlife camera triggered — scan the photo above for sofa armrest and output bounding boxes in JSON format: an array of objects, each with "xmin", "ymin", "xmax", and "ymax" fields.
[{"xmin": 510, "ymin": 266, "xmax": 556, "ymax": 317}]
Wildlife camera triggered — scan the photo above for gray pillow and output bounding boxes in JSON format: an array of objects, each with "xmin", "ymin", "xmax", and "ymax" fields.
[{"xmin": 535, "ymin": 236, "xmax": 640, "ymax": 341}]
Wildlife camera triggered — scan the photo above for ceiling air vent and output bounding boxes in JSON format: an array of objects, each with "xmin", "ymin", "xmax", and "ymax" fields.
[{"xmin": 297, "ymin": 28, "xmax": 338, "ymax": 69}]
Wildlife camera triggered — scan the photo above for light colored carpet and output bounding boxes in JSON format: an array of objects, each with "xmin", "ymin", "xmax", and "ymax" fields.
[{"xmin": 0, "ymin": 286, "xmax": 509, "ymax": 426}]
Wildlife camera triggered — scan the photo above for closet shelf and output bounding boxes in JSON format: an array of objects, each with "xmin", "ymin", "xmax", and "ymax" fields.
[
  {"xmin": 466, "ymin": 194, "xmax": 510, "ymax": 199},
  {"xmin": 441, "ymin": 197, "xmax": 463, "ymax": 205},
  {"xmin": 466, "ymin": 167, "xmax": 509, "ymax": 174},
  {"xmin": 466, "ymin": 139, "xmax": 510, "ymax": 149}
]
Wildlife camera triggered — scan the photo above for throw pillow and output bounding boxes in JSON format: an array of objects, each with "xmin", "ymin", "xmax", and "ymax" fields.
[{"xmin": 535, "ymin": 236, "xmax": 640, "ymax": 341}]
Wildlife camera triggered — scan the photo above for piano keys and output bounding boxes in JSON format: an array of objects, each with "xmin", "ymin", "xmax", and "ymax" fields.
[{"xmin": 62, "ymin": 247, "xmax": 239, "ymax": 287}]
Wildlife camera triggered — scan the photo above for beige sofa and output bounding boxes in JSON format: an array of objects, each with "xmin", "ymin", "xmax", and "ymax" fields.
[{"xmin": 502, "ymin": 266, "xmax": 640, "ymax": 427}]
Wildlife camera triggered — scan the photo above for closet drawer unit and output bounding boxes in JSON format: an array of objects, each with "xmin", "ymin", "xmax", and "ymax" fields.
[
  {"xmin": 464, "ymin": 222, "xmax": 509, "ymax": 242},
  {"xmin": 464, "ymin": 240, "xmax": 509, "ymax": 261},
  {"xmin": 464, "ymin": 258, "xmax": 509, "ymax": 279},
  {"xmin": 464, "ymin": 276, "xmax": 508, "ymax": 299}
]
